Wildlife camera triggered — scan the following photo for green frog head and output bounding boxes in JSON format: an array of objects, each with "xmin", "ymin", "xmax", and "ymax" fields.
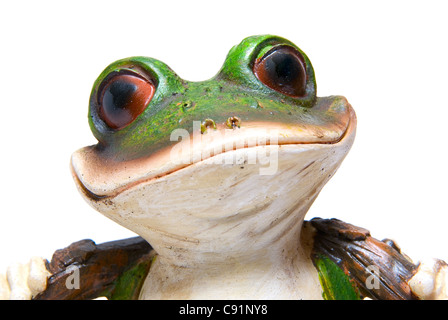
[{"xmin": 70, "ymin": 35, "xmax": 356, "ymax": 299}]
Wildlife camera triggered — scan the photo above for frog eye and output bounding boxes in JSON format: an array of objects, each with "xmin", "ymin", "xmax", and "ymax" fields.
[
  {"xmin": 97, "ymin": 72, "xmax": 155, "ymax": 130},
  {"xmin": 253, "ymin": 45, "xmax": 307, "ymax": 98}
]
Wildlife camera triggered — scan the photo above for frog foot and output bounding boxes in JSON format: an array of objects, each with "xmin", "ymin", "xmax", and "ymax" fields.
[
  {"xmin": 409, "ymin": 258, "xmax": 448, "ymax": 300},
  {"xmin": 0, "ymin": 257, "xmax": 51, "ymax": 300}
]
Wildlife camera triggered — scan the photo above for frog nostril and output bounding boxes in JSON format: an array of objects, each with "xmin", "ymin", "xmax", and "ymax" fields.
[
  {"xmin": 180, "ymin": 100, "xmax": 195, "ymax": 110},
  {"xmin": 226, "ymin": 116, "xmax": 241, "ymax": 129},
  {"xmin": 200, "ymin": 119, "xmax": 217, "ymax": 134}
]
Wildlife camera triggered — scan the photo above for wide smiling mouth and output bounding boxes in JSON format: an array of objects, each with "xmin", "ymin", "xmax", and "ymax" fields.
[{"xmin": 71, "ymin": 102, "xmax": 356, "ymax": 202}]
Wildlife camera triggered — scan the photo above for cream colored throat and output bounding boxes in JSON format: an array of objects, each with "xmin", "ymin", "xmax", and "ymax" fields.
[{"xmin": 81, "ymin": 140, "xmax": 354, "ymax": 299}]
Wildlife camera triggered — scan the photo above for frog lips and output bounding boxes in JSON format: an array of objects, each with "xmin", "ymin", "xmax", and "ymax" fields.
[{"xmin": 71, "ymin": 100, "xmax": 356, "ymax": 202}]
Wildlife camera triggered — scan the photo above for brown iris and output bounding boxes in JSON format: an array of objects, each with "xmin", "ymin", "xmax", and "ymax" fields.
[
  {"xmin": 98, "ymin": 72, "xmax": 155, "ymax": 130},
  {"xmin": 253, "ymin": 45, "xmax": 307, "ymax": 98}
]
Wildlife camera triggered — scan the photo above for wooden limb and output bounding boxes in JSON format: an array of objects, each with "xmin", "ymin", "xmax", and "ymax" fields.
[
  {"xmin": 33, "ymin": 237, "xmax": 155, "ymax": 300},
  {"xmin": 33, "ymin": 219, "xmax": 418, "ymax": 300},
  {"xmin": 309, "ymin": 218, "xmax": 418, "ymax": 300}
]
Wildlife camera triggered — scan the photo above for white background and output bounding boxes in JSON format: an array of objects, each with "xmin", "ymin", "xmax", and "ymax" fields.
[{"xmin": 1, "ymin": 0, "xmax": 447, "ymax": 274}]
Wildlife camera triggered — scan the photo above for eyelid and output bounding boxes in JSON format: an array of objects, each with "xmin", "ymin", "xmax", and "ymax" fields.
[
  {"xmin": 255, "ymin": 45, "xmax": 306, "ymax": 67},
  {"xmin": 96, "ymin": 68, "xmax": 155, "ymax": 104}
]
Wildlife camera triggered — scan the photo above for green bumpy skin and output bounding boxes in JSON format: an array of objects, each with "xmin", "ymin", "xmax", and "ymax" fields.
[{"xmin": 87, "ymin": 35, "xmax": 322, "ymax": 161}]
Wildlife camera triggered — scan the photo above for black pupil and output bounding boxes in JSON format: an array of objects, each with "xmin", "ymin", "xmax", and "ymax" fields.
[
  {"xmin": 103, "ymin": 79, "xmax": 137, "ymax": 115},
  {"xmin": 268, "ymin": 53, "xmax": 298, "ymax": 82}
]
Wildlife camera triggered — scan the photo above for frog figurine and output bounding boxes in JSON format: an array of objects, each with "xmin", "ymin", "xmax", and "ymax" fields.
[{"xmin": 1, "ymin": 35, "xmax": 447, "ymax": 300}]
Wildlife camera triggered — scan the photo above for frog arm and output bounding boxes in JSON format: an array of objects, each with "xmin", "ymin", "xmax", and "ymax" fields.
[
  {"xmin": 33, "ymin": 237, "xmax": 155, "ymax": 300},
  {"xmin": 307, "ymin": 218, "xmax": 419, "ymax": 300}
]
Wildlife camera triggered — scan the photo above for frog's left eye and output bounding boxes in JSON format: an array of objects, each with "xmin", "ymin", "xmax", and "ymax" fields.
[
  {"xmin": 97, "ymin": 72, "xmax": 155, "ymax": 130},
  {"xmin": 253, "ymin": 45, "xmax": 307, "ymax": 98}
]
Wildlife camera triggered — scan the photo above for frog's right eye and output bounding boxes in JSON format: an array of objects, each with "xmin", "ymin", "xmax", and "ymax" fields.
[{"xmin": 97, "ymin": 72, "xmax": 155, "ymax": 130}]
